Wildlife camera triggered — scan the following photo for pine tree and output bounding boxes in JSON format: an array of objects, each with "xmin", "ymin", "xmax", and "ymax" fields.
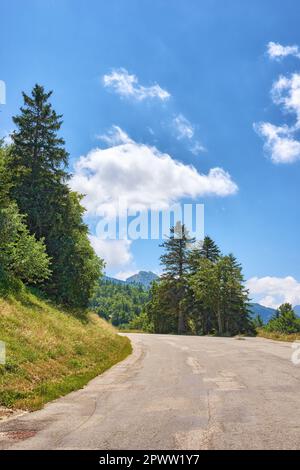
[
  {"xmin": 189, "ymin": 236, "xmax": 220, "ymax": 273},
  {"xmin": 9, "ymin": 84, "xmax": 69, "ymax": 239},
  {"xmin": 159, "ymin": 222, "xmax": 195, "ymax": 334},
  {"xmin": 160, "ymin": 222, "xmax": 193, "ymax": 280},
  {"xmin": 189, "ymin": 254, "xmax": 252, "ymax": 335},
  {"xmin": 218, "ymin": 254, "xmax": 252, "ymax": 335},
  {"xmin": 188, "ymin": 236, "xmax": 221, "ymax": 333}
]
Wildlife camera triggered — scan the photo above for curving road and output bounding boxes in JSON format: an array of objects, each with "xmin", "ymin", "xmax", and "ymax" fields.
[{"xmin": 1, "ymin": 333, "xmax": 300, "ymax": 450}]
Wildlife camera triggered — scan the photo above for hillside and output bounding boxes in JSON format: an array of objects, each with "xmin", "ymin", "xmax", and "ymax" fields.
[
  {"xmin": 249, "ymin": 303, "xmax": 276, "ymax": 323},
  {"xmin": 249, "ymin": 303, "xmax": 300, "ymax": 324},
  {"xmin": 90, "ymin": 279, "xmax": 149, "ymax": 327},
  {"xmin": 0, "ymin": 287, "xmax": 131, "ymax": 412}
]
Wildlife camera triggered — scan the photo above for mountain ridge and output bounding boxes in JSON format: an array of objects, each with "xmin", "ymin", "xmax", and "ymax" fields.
[{"xmin": 103, "ymin": 271, "xmax": 159, "ymax": 289}]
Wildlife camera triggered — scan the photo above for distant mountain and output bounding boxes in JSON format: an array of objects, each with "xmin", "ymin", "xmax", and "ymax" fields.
[
  {"xmin": 249, "ymin": 303, "xmax": 276, "ymax": 324},
  {"xmin": 102, "ymin": 271, "xmax": 159, "ymax": 289},
  {"xmin": 102, "ymin": 275, "xmax": 126, "ymax": 285},
  {"xmin": 294, "ymin": 305, "xmax": 300, "ymax": 316},
  {"xmin": 125, "ymin": 271, "xmax": 159, "ymax": 289}
]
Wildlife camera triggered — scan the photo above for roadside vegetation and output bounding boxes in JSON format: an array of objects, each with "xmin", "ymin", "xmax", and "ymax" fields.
[
  {"xmin": 90, "ymin": 280, "xmax": 149, "ymax": 328},
  {"xmin": 255, "ymin": 303, "xmax": 300, "ymax": 342}
]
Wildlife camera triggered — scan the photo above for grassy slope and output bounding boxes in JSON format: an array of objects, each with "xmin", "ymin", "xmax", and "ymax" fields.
[{"xmin": 0, "ymin": 288, "xmax": 131, "ymax": 411}]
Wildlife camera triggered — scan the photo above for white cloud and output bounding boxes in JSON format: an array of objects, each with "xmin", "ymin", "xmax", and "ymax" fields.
[
  {"xmin": 114, "ymin": 270, "xmax": 138, "ymax": 281},
  {"xmin": 89, "ymin": 236, "xmax": 132, "ymax": 268},
  {"xmin": 272, "ymin": 73, "xmax": 300, "ymax": 125},
  {"xmin": 267, "ymin": 41, "xmax": 300, "ymax": 60},
  {"xmin": 254, "ymin": 122, "xmax": 300, "ymax": 163},
  {"xmin": 172, "ymin": 114, "xmax": 206, "ymax": 155},
  {"xmin": 173, "ymin": 114, "xmax": 194, "ymax": 140},
  {"xmin": 255, "ymin": 64, "xmax": 300, "ymax": 163},
  {"xmin": 97, "ymin": 125, "xmax": 133, "ymax": 146},
  {"xmin": 70, "ymin": 130, "xmax": 238, "ymax": 218},
  {"xmin": 103, "ymin": 68, "xmax": 170, "ymax": 101},
  {"xmin": 246, "ymin": 276, "xmax": 300, "ymax": 309}
]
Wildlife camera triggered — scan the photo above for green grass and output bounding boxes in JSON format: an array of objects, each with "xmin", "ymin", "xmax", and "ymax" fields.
[
  {"xmin": 0, "ymin": 287, "xmax": 132, "ymax": 411},
  {"xmin": 257, "ymin": 328, "xmax": 300, "ymax": 342},
  {"xmin": 118, "ymin": 328, "xmax": 145, "ymax": 334}
]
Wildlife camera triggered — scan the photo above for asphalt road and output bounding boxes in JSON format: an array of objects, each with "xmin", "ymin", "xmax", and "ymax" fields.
[{"xmin": 1, "ymin": 333, "xmax": 300, "ymax": 450}]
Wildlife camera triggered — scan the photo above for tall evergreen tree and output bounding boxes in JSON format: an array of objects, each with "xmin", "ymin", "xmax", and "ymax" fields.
[
  {"xmin": 9, "ymin": 84, "xmax": 69, "ymax": 239},
  {"xmin": 160, "ymin": 222, "xmax": 193, "ymax": 280},
  {"xmin": 200, "ymin": 236, "xmax": 221, "ymax": 262},
  {"xmin": 189, "ymin": 254, "xmax": 252, "ymax": 335},
  {"xmin": 188, "ymin": 236, "xmax": 221, "ymax": 333},
  {"xmin": 159, "ymin": 222, "xmax": 195, "ymax": 334},
  {"xmin": 7, "ymin": 85, "xmax": 102, "ymax": 308},
  {"xmin": 189, "ymin": 236, "xmax": 220, "ymax": 274}
]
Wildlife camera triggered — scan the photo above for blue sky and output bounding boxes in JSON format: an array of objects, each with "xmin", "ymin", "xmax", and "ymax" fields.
[{"xmin": 1, "ymin": 0, "xmax": 300, "ymax": 307}]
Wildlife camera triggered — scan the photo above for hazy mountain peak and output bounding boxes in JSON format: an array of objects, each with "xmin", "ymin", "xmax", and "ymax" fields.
[{"xmin": 125, "ymin": 271, "xmax": 159, "ymax": 288}]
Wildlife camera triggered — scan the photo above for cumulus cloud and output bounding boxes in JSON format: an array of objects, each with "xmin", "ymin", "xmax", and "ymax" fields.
[
  {"xmin": 89, "ymin": 236, "xmax": 132, "ymax": 268},
  {"xmin": 272, "ymin": 73, "xmax": 300, "ymax": 125},
  {"xmin": 246, "ymin": 276, "xmax": 300, "ymax": 309},
  {"xmin": 255, "ymin": 48, "xmax": 300, "ymax": 164},
  {"xmin": 102, "ymin": 68, "xmax": 170, "ymax": 101},
  {"xmin": 70, "ymin": 129, "xmax": 238, "ymax": 218},
  {"xmin": 267, "ymin": 41, "xmax": 300, "ymax": 60},
  {"xmin": 254, "ymin": 122, "xmax": 300, "ymax": 163}
]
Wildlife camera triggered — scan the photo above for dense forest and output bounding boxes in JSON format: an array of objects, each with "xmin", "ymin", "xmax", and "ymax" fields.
[
  {"xmin": 0, "ymin": 85, "xmax": 103, "ymax": 308},
  {"xmin": 90, "ymin": 280, "xmax": 149, "ymax": 327}
]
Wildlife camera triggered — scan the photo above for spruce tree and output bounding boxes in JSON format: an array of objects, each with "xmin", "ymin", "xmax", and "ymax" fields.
[
  {"xmin": 160, "ymin": 222, "xmax": 195, "ymax": 334},
  {"xmin": 189, "ymin": 236, "xmax": 220, "ymax": 273},
  {"xmin": 9, "ymin": 84, "xmax": 69, "ymax": 238}
]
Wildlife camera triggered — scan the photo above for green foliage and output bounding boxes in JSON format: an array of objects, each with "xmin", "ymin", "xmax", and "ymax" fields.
[
  {"xmin": 0, "ymin": 203, "xmax": 51, "ymax": 284},
  {"xmin": 90, "ymin": 279, "xmax": 149, "ymax": 326},
  {"xmin": 252, "ymin": 314, "xmax": 264, "ymax": 328},
  {"xmin": 159, "ymin": 222, "xmax": 194, "ymax": 334},
  {"xmin": 146, "ymin": 279, "xmax": 179, "ymax": 334},
  {"xmin": 190, "ymin": 255, "xmax": 253, "ymax": 336},
  {"xmin": 265, "ymin": 303, "xmax": 300, "ymax": 334},
  {"xmin": 189, "ymin": 236, "xmax": 221, "ymax": 272},
  {"xmin": 127, "ymin": 310, "xmax": 154, "ymax": 332}
]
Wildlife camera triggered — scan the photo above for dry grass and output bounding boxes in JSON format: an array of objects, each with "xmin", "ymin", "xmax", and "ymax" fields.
[
  {"xmin": 257, "ymin": 328, "xmax": 300, "ymax": 343},
  {"xmin": 0, "ymin": 288, "xmax": 132, "ymax": 410}
]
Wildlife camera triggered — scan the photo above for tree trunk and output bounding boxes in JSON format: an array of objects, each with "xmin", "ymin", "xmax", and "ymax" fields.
[
  {"xmin": 178, "ymin": 307, "xmax": 185, "ymax": 335},
  {"xmin": 217, "ymin": 304, "xmax": 223, "ymax": 335}
]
